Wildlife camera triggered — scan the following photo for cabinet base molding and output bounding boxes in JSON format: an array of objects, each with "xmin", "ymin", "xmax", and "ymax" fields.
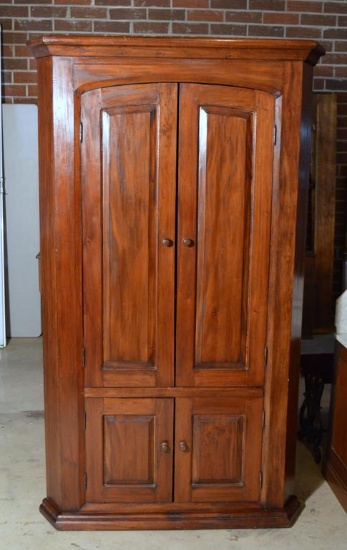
[{"xmin": 40, "ymin": 496, "xmax": 302, "ymax": 531}]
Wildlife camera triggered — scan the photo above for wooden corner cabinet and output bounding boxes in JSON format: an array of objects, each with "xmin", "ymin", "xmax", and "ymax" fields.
[{"xmin": 28, "ymin": 36, "xmax": 324, "ymax": 530}]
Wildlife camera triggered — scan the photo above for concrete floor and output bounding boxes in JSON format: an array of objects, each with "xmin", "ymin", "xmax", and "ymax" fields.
[{"xmin": 0, "ymin": 337, "xmax": 346, "ymax": 550}]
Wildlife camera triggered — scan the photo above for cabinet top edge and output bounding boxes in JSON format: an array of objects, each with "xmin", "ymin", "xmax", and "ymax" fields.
[{"xmin": 27, "ymin": 35, "xmax": 325, "ymax": 66}]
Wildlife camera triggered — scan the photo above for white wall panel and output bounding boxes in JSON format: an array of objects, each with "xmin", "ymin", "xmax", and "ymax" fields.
[{"xmin": 3, "ymin": 104, "xmax": 41, "ymax": 337}]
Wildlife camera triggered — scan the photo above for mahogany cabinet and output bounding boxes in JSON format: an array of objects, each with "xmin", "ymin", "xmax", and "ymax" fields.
[{"xmin": 29, "ymin": 36, "xmax": 324, "ymax": 530}]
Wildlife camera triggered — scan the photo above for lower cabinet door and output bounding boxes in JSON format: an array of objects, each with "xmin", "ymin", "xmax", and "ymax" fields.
[
  {"xmin": 85, "ymin": 396, "xmax": 263, "ymax": 506},
  {"xmin": 85, "ymin": 397, "xmax": 174, "ymax": 503},
  {"xmin": 174, "ymin": 397, "xmax": 263, "ymax": 503}
]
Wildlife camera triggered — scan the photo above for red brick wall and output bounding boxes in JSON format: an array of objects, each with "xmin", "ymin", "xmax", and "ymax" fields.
[
  {"xmin": 1, "ymin": 0, "xmax": 346, "ymax": 299},
  {"xmin": 1, "ymin": 0, "xmax": 347, "ymax": 103}
]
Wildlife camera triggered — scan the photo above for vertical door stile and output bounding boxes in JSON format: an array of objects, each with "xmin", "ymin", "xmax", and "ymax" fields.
[
  {"xmin": 156, "ymin": 84, "xmax": 178, "ymax": 387},
  {"xmin": 176, "ymin": 84, "xmax": 200, "ymax": 387},
  {"xmin": 245, "ymin": 91, "xmax": 275, "ymax": 382},
  {"xmin": 174, "ymin": 397, "xmax": 193, "ymax": 503},
  {"xmin": 81, "ymin": 88, "xmax": 103, "ymax": 389}
]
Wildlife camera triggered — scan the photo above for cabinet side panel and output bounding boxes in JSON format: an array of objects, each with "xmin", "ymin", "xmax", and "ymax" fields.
[
  {"xmin": 38, "ymin": 57, "xmax": 84, "ymax": 510},
  {"xmin": 37, "ymin": 56, "xmax": 62, "ymax": 506},
  {"xmin": 262, "ymin": 62, "xmax": 311, "ymax": 507},
  {"xmin": 285, "ymin": 63, "xmax": 314, "ymax": 501}
]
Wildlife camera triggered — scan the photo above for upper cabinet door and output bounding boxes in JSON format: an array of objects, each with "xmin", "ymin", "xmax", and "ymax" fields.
[
  {"xmin": 82, "ymin": 83, "xmax": 177, "ymax": 388},
  {"xmin": 176, "ymin": 84, "xmax": 275, "ymax": 387}
]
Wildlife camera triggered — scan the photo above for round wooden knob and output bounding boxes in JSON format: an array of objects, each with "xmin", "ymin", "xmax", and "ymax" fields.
[
  {"xmin": 162, "ymin": 238, "xmax": 174, "ymax": 247},
  {"xmin": 160, "ymin": 441, "xmax": 170, "ymax": 453},
  {"xmin": 183, "ymin": 238, "xmax": 194, "ymax": 248}
]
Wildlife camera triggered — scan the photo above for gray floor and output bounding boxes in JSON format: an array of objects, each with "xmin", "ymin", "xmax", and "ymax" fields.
[{"xmin": 0, "ymin": 337, "xmax": 346, "ymax": 550}]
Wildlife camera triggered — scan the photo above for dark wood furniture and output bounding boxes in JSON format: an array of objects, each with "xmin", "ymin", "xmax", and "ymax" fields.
[
  {"xmin": 298, "ymin": 353, "xmax": 334, "ymax": 463},
  {"xmin": 28, "ymin": 36, "xmax": 324, "ymax": 530},
  {"xmin": 301, "ymin": 94, "xmax": 337, "ymax": 337},
  {"xmin": 323, "ymin": 339, "xmax": 347, "ymax": 512}
]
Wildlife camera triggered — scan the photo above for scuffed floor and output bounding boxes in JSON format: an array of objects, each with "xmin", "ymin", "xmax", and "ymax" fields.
[{"xmin": 0, "ymin": 338, "xmax": 346, "ymax": 550}]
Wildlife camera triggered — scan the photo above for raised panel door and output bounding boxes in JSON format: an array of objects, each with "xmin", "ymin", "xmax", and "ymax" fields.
[
  {"xmin": 85, "ymin": 397, "xmax": 174, "ymax": 503},
  {"xmin": 81, "ymin": 83, "xmax": 177, "ymax": 388},
  {"xmin": 174, "ymin": 397, "xmax": 263, "ymax": 503},
  {"xmin": 176, "ymin": 84, "xmax": 275, "ymax": 387}
]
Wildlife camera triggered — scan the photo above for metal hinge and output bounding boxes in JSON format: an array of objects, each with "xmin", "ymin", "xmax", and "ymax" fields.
[
  {"xmin": 273, "ymin": 124, "xmax": 277, "ymax": 146},
  {"xmin": 84, "ymin": 472, "xmax": 87, "ymax": 491},
  {"xmin": 82, "ymin": 346, "xmax": 86, "ymax": 368},
  {"xmin": 83, "ymin": 411, "xmax": 87, "ymax": 431},
  {"xmin": 80, "ymin": 121, "xmax": 84, "ymax": 143},
  {"xmin": 259, "ymin": 471, "xmax": 263, "ymax": 490},
  {"xmin": 264, "ymin": 345, "xmax": 268, "ymax": 368},
  {"xmin": 262, "ymin": 410, "xmax": 266, "ymax": 431}
]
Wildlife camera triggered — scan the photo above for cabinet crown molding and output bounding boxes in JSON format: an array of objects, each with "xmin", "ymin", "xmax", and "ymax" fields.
[{"xmin": 28, "ymin": 35, "xmax": 324, "ymax": 66}]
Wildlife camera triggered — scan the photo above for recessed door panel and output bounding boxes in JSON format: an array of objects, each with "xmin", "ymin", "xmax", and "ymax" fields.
[
  {"xmin": 192, "ymin": 413, "xmax": 245, "ymax": 486},
  {"xmin": 103, "ymin": 413, "xmax": 155, "ymax": 486},
  {"xmin": 196, "ymin": 106, "xmax": 251, "ymax": 366},
  {"xmin": 81, "ymin": 84, "xmax": 177, "ymax": 388},
  {"xmin": 176, "ymin": 84, "xmax": 275, "ymax": 387},
  {"xmin": 85, "ymin": 397, "xmax": 174, "ymax": 503},
  {"xmin": 174, "ymin": 397, "xmax": 263, "ymax": 503},
  {"xmin": 102, "ymin": 106, "xmax": 156, "ymax": 367}
]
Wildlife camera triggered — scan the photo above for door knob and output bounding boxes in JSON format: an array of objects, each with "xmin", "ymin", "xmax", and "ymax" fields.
[
  {"xmin": 179, "ymin": 441, "xmax": 189, "ymax": 453},
  {"xmin": 162, "ymin": 238, "xmax": 174, "ymax": 247},
  {"xmin": 160, "ymin": 441, "xmax": 170, "ymax": 453},
  {"xmin": 183, "ymin": 238, "xmax": 194, "ymax": 248}
]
